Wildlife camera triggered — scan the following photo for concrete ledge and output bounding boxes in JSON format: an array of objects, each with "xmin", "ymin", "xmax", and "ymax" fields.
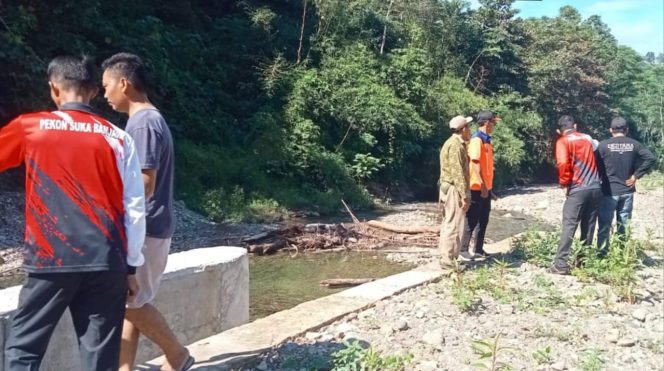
[
  {"xmin": 140, "ymin": 262, "xmax": 444, "ymax": 370},
  {"xmin": 0, "ymin": 246, "xmax": 249, "ymax": 371}
]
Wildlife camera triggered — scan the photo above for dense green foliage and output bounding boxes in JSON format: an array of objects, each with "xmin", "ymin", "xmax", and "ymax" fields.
[{"xmin": 1, "ymin": 0, "xmax": 662, "ymax": 220}]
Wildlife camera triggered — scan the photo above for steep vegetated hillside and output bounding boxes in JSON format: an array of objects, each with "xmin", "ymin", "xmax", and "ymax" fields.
[{"xmin": 1, "ymin": 0, "xmax": 662, "ymax": 221}]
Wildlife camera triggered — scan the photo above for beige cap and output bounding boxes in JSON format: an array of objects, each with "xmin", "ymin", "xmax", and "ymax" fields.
[{"xmin": 449, "ymin": 115, "xmax": 473, "ymax": 130}]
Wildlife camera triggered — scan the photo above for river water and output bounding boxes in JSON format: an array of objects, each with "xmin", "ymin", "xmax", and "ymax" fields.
[
  {"xmin": 1, "ymin": 203, "xmax": 548, "ymax": 320},
  {"xmin": 249, "ymin": 251, "xmax": 411, "ymax": 320}
]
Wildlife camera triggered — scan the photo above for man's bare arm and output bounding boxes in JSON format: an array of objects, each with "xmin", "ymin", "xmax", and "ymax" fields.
[{"xmin": 142, "ymin": 169, "xmax": 157, "ymax": 198}]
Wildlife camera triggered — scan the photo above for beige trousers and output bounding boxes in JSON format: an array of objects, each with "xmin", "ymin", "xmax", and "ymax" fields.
[{"xmin": 438, "ymin": 185, "xmax": 467, "ymax": 265}]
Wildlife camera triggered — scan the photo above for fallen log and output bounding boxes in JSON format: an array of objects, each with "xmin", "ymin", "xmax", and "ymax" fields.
[
  {"xmin": 262, "ymin": 239, "xmax": 287, "ymax": 255},
  {"xmin": 320, "ymin": 278, "xmax": 375, "ymax": 288},
  {"xmin": 366, "ymin": 220, "xmax": 439, "ymax": 234},
  {"xmin": 241, "ymin": 231, "xmax": 275, "ymax": 243},
  {"xmin": 247, "ymin": 238, "xmax": 288, "ymax": 255}
]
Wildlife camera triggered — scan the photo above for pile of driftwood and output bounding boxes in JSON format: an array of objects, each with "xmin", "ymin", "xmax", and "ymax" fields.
[{"xmin": 241, "ymin": 220, "xmax": 440, "ymax": 255}]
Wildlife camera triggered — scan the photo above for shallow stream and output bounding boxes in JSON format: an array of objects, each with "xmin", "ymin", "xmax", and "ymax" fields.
[{"xmin": 1, "ymin": 203, "xmax": 549, "ymax": 321}]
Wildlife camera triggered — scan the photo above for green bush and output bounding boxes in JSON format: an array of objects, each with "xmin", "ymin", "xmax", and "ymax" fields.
[
  {"xmin": 202, "ymin": 186, "xmax": 286, "ymax": 223},
  {"xmin": 511, "ymin": 229, "xmax": 560, "ymax": 267},
  {"xmin": 572, "ymin": 230, "xmax": 646, "ymax": 302},
  {"xmin": 331, "ymin": 340, "xmax": 413, "ymax": 371}
]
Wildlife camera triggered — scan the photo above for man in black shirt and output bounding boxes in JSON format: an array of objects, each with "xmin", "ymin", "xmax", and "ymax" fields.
[{"xmin": 596, "ymin": 117, "xmax": 657, "ymax": 254}]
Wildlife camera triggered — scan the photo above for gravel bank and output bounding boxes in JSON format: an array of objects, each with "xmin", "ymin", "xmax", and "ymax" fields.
[{"xmin": 256, "ymin": 259, "xmax": 663, "ymax": 371}]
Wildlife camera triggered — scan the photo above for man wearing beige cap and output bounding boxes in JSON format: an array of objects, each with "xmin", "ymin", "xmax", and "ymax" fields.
[{"xmin": 438, "ymin": 115, "xmax": 472, "ymax": 270}]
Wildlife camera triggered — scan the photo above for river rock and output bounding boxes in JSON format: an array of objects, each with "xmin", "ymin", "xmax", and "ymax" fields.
[
  {"xmin": 632, "ymin": 309, "xmax": 648, "ymax": 322},
  {"xmin": 304, "ymin": 331, "xmax": 322, "ymax": 341},
  {"xmin": 421, "ymin": 329, "xmax": 445, "ymax": 349},
  {"xmin": 335, "ymin": 322, "xmax": 356, "ymax": 336},
  {"xmin": 550, "ymin": 361, "xmax": 566, "ymax": 370},
  {"xmin": 635, "ymin": 289, "xmax": 652, "ymax": 300},
  {"xmin": 417, "ymin": 361, "xmax": 439, "ymax": 371},
  {"xmin": 256, "ymin": 360, "xmax": 269, "ymax": 371},
  {"xmin": 344, "ymin": 332, "xmax": 365, "ymax": 342},
  {"xmin": 381, "ymin": 325, "xmax": 395, "ymax": 336},
  {"xmin": 394, "ymin": 319, "xmax": 409, "ymax": 331},
  {"xmin": 359, "ymin": 309, "xmax": 375, "ymax": 319},
  {"xmin": 606, "ymin": 329, "xmax": 620, "ymax": 343},
  {"xmin": 617, "ymin": 337, "xmax": 637, "ymax": 347},
  {"xmin": 646, "ymin": 313, "xmax": 661, "ymax": 323},
  {"xmin": 344, "ymin": 312, "xmax": 358, "ymax": 321},
  {"xmin": 498, "ymin": 304, "xmax": 514, "ymax": 315}
]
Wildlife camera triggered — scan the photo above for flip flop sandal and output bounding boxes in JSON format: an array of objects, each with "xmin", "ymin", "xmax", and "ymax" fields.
[{"xmin": 180, "ymin": 355, "xmax": 195, "ymax": 371}]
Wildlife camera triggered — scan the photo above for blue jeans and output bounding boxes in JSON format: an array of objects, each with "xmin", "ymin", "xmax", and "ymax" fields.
[{"xmin": 597, "ymin": 193, "xmax": 634, "ymax": 252}]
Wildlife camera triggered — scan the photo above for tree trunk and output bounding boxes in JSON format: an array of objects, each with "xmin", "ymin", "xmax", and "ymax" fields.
[
  {"xmin": 297, "ymin": 0, "xmax": 308, "ymax": 64},
  {"xmin": 380, "ymin": 0, "xmax": 394, "ymax": 54},
  {"xmin": 366, "ymin": 220, "xmax": 439, "ymax": 234},
  {"xmin": 320, "ymin": 278, "xmax": 375, "ymax": 288}
]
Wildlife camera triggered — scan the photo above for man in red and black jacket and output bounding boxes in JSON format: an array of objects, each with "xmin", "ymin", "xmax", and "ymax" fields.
[
  {"xmin": 549, "ymin": 115, "xmax": 602, "ymax": 274},
  {"xmin": 1, "ymin": 56, "xmax": 145, "ymax": 370}
]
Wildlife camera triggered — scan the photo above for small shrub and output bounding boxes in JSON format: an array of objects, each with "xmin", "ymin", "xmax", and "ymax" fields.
[
  {"xmin": 511, "ymin": 229, "xmax": 559, "ymax": 267},
  {"xmin": 532, "ymin": 346, "xmax": 553, "ymax": 365},
  {"xmin": 471, "ymin": 333, "xmax": 514, "ymax": 370},
  {"xmin": 579, "ymin": 349, "xmax": 604, "ymax": 371},
  {"xmin": 450, "ymin": 264, "xmax": 481, "ymax": 312},
  {"xmin": 351, "ymin": 153, "xmax": 384, "ymax": 181},
  {"xmin": 573, "ymin": 231, "xmax": 646, "ymax": 302},
  {"xmin": 331, "ymin": 340, "xmax": 413, "ymax": 371},
  {"xmin": 452, "ymin": 285, "xmax": 478, "ymax": 313}
]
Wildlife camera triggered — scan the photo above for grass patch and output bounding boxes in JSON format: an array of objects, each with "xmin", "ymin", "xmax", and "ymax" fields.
[
  {"xmin": 510, "ymin": 229, "xmax": 558, "ymax": 267},
  {"xmin": 572, "ymin": 232, "xmax": 646, "ymax": 303},
  {"xmin": 642, "ymin": 338, "xmax": 664, "ymax": 354},
  {"xmin": 578, "ymin": 349, "xmax": 604, "ymax": 371},
  {"xmin": 532, "ymin": 346, "xmax": 554, "ymax": 365},
  {"xmin": 331, "ymin": 340, "xmax": 413, "ymax": 371},
  {"xmin": 531, "ymin": 325, "xmax": 574, "ymax": 342},
  {"xmin": 450, "ymin": 264, "xmax": 482, "ymax": 313},
  {"xmin": 512, "ymin": 227, "xmax": 649, "ymax": 303},
  {"xmin": 451, "ymin": 264, "xmax": 523, "ymax": 311}
]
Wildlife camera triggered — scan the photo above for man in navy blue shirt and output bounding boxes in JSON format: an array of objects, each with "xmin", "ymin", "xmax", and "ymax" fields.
[
  {"xmin": 596, "ymin": 117, "xmax": 656, "ymax": 254},
  {"xmin": 102, "ymin": 53, "xmax": 193, "ymax": 371}
]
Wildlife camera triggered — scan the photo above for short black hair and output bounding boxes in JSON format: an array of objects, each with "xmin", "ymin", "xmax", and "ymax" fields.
[
  {"xmin": 102, "ymin": 52, "xmax": 148, "ymax": 92},
  {"xmin": 610, "ymin": 117, "xmax": 628, "ymax": 133},
  {"xmin": 558, "ymin": 115, "xmax": 575, "ymax": 130},
  {"xmin": 47, "ymin": 55, "xmax": 96, "ymax": 92}
]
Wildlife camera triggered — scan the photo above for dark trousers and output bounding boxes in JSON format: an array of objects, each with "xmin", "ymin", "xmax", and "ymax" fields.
[
  {"xmin": 4, "ymin": 270, "xmax": 127, "ymax": 371},
  {"xmin": 464, "ymin": 190, "xmax": 492, "ymax": 254},
  {"xmin": 553, "ymin": 188, "xmax": 603, "ymax": 269}
]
